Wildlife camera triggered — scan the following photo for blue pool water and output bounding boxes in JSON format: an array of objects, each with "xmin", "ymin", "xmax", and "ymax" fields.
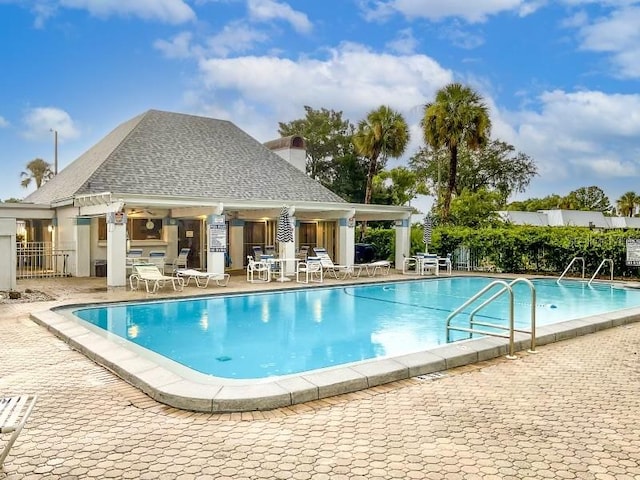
[{"xmin": 72, "ymin": 277, "xmax": 640, "ymax": 379}]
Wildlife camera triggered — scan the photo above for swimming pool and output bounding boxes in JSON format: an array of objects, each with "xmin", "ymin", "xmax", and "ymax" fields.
[
  {"xmin": 71, "ymin": 277, "xmax": 640, "ymax": 380},
  {"xmin": 38, "ymin": 276, "xmax": 640, "ymax": 412}
]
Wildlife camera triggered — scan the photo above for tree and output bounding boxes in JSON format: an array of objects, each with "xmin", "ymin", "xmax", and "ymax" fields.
[
  {"xmin": 449, "ymin": 188, "xmax": 502, "ymax": 228},
  {"xmin": 507, "ymin": 194, "xmax": 563, "ymax": 211},
  {"xmin": 329, "ymin": 153, "xmax": 368, "ymax": 203},
  {"xmin": 422, "ymin": 83, "xmax": 491, "ymax": 221},
  {"xmin": 374, "ymin": 167, "xmax": 425, "ymax": 207},
  {"xmin": 2, "ymin": 198, "xmax": 22, "ymax": 203},
  {"xmin": 561, "ymin": 186, "xmax": 611, "ymax": 212},
  {"xmin": 21, "ymin": 158, "xmax": 53, "ymax": 189},
  {"xmin": 616, "ymin": 191, "xmax": 639, "ymax": 217},
  {"xmin": 410, "ymin": 139, "xmax": 537, "ymax": 207},
  {"xmin": 353, "ymin": 105, "xmax": 410, "ymax": 206},
  {"xmin": 278, "ymin": 106, "xmax": 355, "ymax": 185}
]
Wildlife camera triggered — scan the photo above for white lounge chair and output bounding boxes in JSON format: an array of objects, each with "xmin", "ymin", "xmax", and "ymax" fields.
[
  {"xmin": 175, "ymin": 269, "xmax": 230, "ymax": 288},
  {"xmin": 296, "ymin": 257, "xmax": 323, "ymax": 283},
  {"xmin": 148, "ymin": 250, "xmax": 166, "ymax": 272},
  {"xmin": 130, "ymin": 264, "xmax": 185, "ymax": 293},
  {"xmin": 166, "ymin": 248, "xmax": 190, "ymax": 273},
  {"xmin": 357, "ymin": 260, "xmax": 391, "ymax": 277},
  {"xmin": 312, "ymin": 247, "xmax": 352, "ymax": 279},
  {"xmin": 1, "ymin": 395, "xmax": 37, "ymax": 468},
  {"xmin": 246, "ymin": 256, "xmax": 270, "ymax": 283}
]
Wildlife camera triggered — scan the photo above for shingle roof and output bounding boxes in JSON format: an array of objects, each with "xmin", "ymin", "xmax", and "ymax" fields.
[{"xmin": 26, "ymin": 110, "xmax": 346, "ymax": 205}]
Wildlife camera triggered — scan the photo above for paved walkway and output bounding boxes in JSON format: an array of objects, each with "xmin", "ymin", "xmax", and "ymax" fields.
[{"xmin": 1, "ymin": 277, "xmax": 640, "ymax": 479}]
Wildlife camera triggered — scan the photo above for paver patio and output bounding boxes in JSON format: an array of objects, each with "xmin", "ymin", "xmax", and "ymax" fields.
[{"xmin": 1, "ymin": 276, "xmax": 639, "ymax": 479}]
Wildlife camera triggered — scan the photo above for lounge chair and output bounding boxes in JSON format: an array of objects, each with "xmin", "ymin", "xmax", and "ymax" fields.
[
  {"xmin": 126, "ymin": 248, "xmax": 145, "ymax": 275},
  {"xmin": 130, "ymin": 264, "xmax": 185, "ymax": 293},
  {"xmin": 357, "ymin": 260, "xmax": 391, "ymax": 277},
  {"xmin": 166, "ymin": 248, "xmax": 190, "ymax": 273},
  {"xmin": 175, "ymin": 269, "xmax": 230, "ymax": 288},
  {"xmin": 148, "ymin": 250, "xmax": 166, "ymax": 271},
  {"xmin": 296, "ymin": 257, "xmax": 323, "ymax": 283},
  {"xmin": 246, "ymin": 256, "xmax": 270, "ymax": 283},
  {"xmin": 312, "ymin": 247, "xmax": 352, "ymax": 279},
  {"xmin": 1, "ymin": 395, "xmax": 37, "ymax": 468}
]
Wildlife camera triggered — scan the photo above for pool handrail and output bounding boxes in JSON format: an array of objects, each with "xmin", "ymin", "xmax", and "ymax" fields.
[
  {"xmin": 468, "ymin": 278, "xmax": 537, "ymax": 354},
  {"xmin": 446, "ymin": 278, "xmax": 537, "ymax": 358},
  {"xmin": 557, "ymin": 256, "xmax": 585, "ymax": 284},
  {"xmin": 588, "ymin": 258, "xmax": 614, "ymax": 286},
  {"xmin": 446, "ymin": 280, "xmax": 516, "ymax": 358}
]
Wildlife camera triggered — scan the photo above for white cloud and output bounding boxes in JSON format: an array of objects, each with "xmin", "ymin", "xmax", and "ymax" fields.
[
  {"xmin": 205, "ymin": 21, "xmax": 270, "ymax": 57},
  {"xmin": 22, "ymin": 107, "xmax": 80, "ymax": 141},
  {"xmin": 502, "ymin": 89, "xmax": 640, "ymax": 184},
  {"xmin": 361, "ymin": 0, "xmax": 538, "ymax": 23},
  {"xmin": 194, "ymin": 43, "xmax": 452, "ymax": 138},
  {"xmin": 28, "ymin": 0, "xmax": 196, "ymax": 25},
  {"xmin": 154, "ymin": 32, "xmax": 200, "ymax": 59},
  {"xmin": 385, "ymin": 28, "xmax": 418, "ymax": 54},
  {"xmin": 247, "ymin": 0, "xmax": 312, "ymax": 33},
  {"xmin": 576, "ymin": 6, "xmax": 640, "ymax": 78},
  {"xmin": 0, "ymin": 116, "xmax": 9, "ymax": 128}
]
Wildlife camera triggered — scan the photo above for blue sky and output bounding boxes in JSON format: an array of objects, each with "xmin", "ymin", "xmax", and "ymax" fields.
[{"xmin": 2, "ymin": 0, "xmax": 640, "ymax": 213}]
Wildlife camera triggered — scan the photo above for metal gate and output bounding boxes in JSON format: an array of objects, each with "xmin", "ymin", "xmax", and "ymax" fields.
[{"xmin": 17, "ymin": 242, "xmax": 72, "ymax": 279}]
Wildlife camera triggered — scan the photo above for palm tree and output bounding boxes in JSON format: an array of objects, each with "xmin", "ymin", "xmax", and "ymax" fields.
[
  {"xmin": 20, "ymin": 158, "xmax": 53, "ymax": 189},
  {"xmin": 616, "ymin": 191, "xmax": 639, "ymax": 217},
  {"xmin": 353, "ymin": 105, "xmax": 410, "ymax": 206},
  {"xmin": 422, "ymin": 83, "xmax": 491, "ymax": 221}
]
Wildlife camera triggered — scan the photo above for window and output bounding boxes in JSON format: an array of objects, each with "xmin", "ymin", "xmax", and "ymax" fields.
[{"xmin": 97, "ymin": 217, "xmax": 163, "ymax": 241}]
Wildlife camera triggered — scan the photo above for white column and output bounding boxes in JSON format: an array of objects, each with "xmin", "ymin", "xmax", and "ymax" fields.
[
  {"xmin": 75, "ymin": 217, "xmax": 91, "ymax": 277},
  {"xmin": 163, "ymin": 218, "xmax": 179, "ymax": 258},
  {"xmin": 206, "ymin": 214, "xmax": 226, "ymax": 274},
  {"xmin": 0, "ymin": 218, "xmax": 17, "ymax": 290},
  {"xmin": 106, "ymin": 215, "xmax": 127, "ymax": 287},
  {"xmin": 337, "ymin": 215, "xmax": 356, "ymax": 266},
  {"xmin": 395, "ymin": 218, "xmax": 411, "ymax": 272}
]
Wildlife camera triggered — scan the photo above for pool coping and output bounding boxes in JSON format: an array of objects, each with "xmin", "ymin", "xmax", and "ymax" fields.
[{"xmin": 30, "ymin": 280, "xmax": 640, "ymax": 413}]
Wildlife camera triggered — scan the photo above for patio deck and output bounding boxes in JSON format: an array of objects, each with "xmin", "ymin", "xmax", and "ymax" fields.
[{"xmin": 1, "ymin": 274, "xmax": 639, "ymax": 478}]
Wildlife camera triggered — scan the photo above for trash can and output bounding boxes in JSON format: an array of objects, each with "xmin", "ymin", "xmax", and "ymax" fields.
[
  {"xmin": 94, "ymin": 260, "xmax": 107, "ymax": 277},
  {"xmin": 354, "ymin": 243, "xmax": 375, "ymax": 264}
]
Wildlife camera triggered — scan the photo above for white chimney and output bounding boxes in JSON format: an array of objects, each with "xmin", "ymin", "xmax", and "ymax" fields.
[{"xmin": 264, "ymin": 136, "xmax": 307, "ymax": 173}]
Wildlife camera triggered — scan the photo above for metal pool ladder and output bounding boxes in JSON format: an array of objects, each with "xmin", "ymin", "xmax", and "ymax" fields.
[
  {"xmin": 588, "ymin": 258, "xmax": 613, "ymax": 286},
  {"xmin": 557, "ymin": 256, "xmax": 585, "ymax": 284},
  {"xmin": 558, "ymin": 256, "xmax": 614, "ymax": 286},
  {"xmin": 446, "ymin": 278, "xmax": 537, "ymax": 359}
]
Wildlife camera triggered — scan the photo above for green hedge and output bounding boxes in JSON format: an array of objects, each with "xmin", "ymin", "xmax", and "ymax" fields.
[{"xmin": 365, "ymin": 225, "xmax": 640, "ymax": 278}]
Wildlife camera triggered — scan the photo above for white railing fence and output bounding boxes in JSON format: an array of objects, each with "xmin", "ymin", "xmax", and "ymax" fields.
[{"xmin": 16, "ymin": 242, "xmax": 73, "ymax": 279}]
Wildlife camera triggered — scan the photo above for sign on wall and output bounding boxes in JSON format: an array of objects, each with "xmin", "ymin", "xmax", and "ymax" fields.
[
  {"xmin": 106, "ymin": 211, "xmax": 127, "ymax": 225},
  {"xmin": 208, "ymin": 215, "xmax": 227, "ymax": 253},
  {"xmin": 626, "ymin": 239, "xmax": 640, "ymax": 266}
]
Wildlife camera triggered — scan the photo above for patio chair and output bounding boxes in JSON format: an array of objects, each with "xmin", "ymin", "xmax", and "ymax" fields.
[
  {"xmin": 312, "ymin": 247, "xmax": 352, "ymax": 279},
  {"xmin": 296, "ymin": 257, "xmax": 323, "ymax": 284},
  {"xmin": 402, "ymin": 255, "xmax": 419, "ymax": 275},
  {"xmin": 130, "ymin": 264, "xmax": 185, "ymax": 293},
  {"xmin": 175, "ymin": 269, "xmax": 230, "ymax": 288},
  {"xmin": 438, "ymin": 253, "xmax": 452, "ymax": 275},
  {"xmin": 166, "ymin": 248, "xmax": 190, "ymax": 273},
  {"xmin": 1, "ymin": 395, "xmax": 37, "ymax": 468},
  {"xmin": 252, "ymin": 246, "xmax": 264, "ymax": 261},
  {"xmin": 419, "ymin": 254, "xmax": 439, "ymax": 276},
  {"xmin": 246, "ymin": 256, "xmax": 270, "ymax": 283}
]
